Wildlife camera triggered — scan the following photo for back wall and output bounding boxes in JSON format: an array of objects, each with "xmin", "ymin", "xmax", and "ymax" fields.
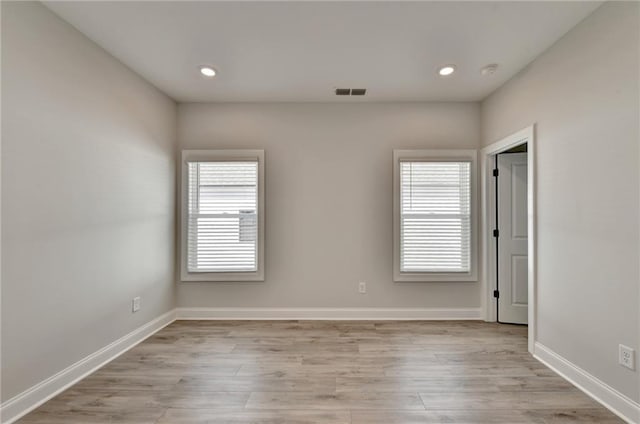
[{"xmin": 177, "ymin": 102, "xmax": 481, "ymax": 310}]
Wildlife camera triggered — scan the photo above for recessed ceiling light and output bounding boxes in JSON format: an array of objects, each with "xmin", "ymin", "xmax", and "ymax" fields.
[
  {"xmin": 199, "ymin": 66, "xmax": 217, "ymax": 78},
  {"xmin": 438, "ymin": 65, "xmax": 456, "ymax": 77}
]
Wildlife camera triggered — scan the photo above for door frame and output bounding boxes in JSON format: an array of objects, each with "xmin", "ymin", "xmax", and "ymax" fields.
[{"xmin": 480, "ymin": 125, "xmax": 536, "ymax": 353}]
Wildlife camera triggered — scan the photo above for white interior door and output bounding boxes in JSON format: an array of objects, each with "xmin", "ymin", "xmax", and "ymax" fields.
[{"xmin": 497, "ymin": 152, "xmax": 528, "ymax": 324}]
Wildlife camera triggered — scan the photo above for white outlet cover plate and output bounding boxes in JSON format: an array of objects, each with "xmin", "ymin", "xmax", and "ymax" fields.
[
  {"xmin": 132, "ymin": 297, "xmax": 141, "ymax": 312},
  {"xmin": 619, "ymin": 344, "xmax": 635, "ymax": 370}
]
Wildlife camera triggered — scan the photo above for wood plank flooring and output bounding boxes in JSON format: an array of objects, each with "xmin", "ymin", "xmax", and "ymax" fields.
[{"xmin": 18, "ymin": 321, "xmax": 623, "ymax": 423}]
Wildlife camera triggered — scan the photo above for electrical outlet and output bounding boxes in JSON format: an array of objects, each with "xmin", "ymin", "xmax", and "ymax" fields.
[
  {"xmin": 358, "ymin": 281, "xmax": 366, "ymax": 294},
  {"xmin": 132, "ymin": 296, "xmax": 141, "ymax": 313},
  {"xmin": 619, "ymin": 344, "xmax": 635, "ymax": 370}
]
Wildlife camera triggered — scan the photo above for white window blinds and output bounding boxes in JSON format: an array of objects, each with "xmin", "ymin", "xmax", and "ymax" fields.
[
  {"xmin": 187, "ymin": 161, "xmax": 258, "ymax": 273},
  {"xmin": 400, "ymin": 161, "xmax": 471, "ymax": 273}
]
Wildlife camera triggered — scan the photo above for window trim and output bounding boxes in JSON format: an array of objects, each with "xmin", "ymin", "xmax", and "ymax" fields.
[
  {"xmin": 180, "ymin": 149, "xmax": 265, "ymax": 282},
  {"xmin": 393, "ymin": 149, "xmax": 477, "ymax": 282}
]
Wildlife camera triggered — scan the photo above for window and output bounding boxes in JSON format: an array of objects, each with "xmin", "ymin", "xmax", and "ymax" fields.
[
  {"xmin": 393, "ymin": 150, "xmax": 477, "ymax": 282},
  {"xmin": 181, "ymin": 150, "xmax": 264, "ymax": 281}
]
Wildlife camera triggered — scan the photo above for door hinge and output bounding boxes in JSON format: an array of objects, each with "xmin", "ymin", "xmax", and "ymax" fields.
[
  {"xmin": 493, "ymin": 168, "xmax": 499, "ymax": 177},
  {"xmin": 493, "ymin": 229, "xmax": 499, "ymax": 238},
  {"xmin": 493, "ymin": 290, "xmax": 500, "ymax": 299}
]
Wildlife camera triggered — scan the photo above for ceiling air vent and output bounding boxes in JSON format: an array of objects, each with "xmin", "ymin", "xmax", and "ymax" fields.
[{"xmin": 334, "ymin": 88, "xmax": 367, "ymax": 96}]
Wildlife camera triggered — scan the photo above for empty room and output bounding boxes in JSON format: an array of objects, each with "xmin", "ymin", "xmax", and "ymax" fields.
[{"xmin": 1, "ymin": 1, "xmax": 639, "ymax": 423}]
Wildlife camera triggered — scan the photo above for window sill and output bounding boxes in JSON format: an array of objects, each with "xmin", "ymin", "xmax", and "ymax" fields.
[
  {"xmin": 181, "ymin": 270, "xmax": 264, "ymax": 282},
  {"xmin": 394, "ymin": 272, "xmax": 477, "ymax": 282}
]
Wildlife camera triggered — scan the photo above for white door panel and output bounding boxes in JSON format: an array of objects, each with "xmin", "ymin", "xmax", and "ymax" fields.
[
  {"xmin": 511, "ymin": 163, "xmax": 528, "ymax": 239},
  {"xmin": 511, "ymin": 255, "xmax": 528, "ymax": 305},
  {"xmin": 498, "ymin": 153, "xmax": 528, "ymax": 324}
]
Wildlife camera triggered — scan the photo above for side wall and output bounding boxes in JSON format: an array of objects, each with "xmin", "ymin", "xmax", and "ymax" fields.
[
  {"xmin": 1, "ymin": 2, "xmax": 177, "ymax": 401},
  {"xmin": 481, "ymin": 2, "xmax": 640, "ymax": 402},
  {"xmin": 177, "ymin": 102, "xmax": 481, "ymax": 310}
]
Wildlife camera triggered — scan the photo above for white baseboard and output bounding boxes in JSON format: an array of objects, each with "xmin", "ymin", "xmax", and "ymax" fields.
[
  {"xmin": 534, "ymin": 342, "xmax": 640, "ymax": 424},
  {"xmin": 175, "ymin": 307, "xmax": 483, "ymax": 320},
  {"xmin": 0, "ymin": 310, "xmax": 177, "ymax": 424}
]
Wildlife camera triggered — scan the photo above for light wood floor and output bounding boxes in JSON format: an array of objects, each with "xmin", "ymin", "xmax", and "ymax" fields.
[{"xmin": 18, "ymin": 321, "xmax": 622, "ymax": 423}]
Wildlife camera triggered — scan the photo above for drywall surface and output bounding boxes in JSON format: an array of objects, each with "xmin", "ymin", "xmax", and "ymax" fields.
[
  {"xmin": 481, "ymin": 2, "xmax": 639, "ymax": 401},
  {"xmin": 177, "ymin": 102, "xmax": 481, "ymax": 308},
  {"xmin": 1, "ymin": 2, "xmax": 177, "ymax": 401}
]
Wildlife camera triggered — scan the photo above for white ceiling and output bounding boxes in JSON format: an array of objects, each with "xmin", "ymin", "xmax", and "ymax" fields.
[{"xmin": 44, "ymin": 1, "xmax": 602, "ymax": 103}]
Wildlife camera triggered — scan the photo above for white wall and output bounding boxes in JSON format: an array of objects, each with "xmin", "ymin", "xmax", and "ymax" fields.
[
  {"xmin": 481, "ymin": 2, "xmax": 639, "ymax": 402},
  {"xmin": 177, "ymin": 102, "xmax": 481, "ymax": 309},
  {"xmin": 1, "ymin": 2, "xmax": 177, "ymax": 401}
]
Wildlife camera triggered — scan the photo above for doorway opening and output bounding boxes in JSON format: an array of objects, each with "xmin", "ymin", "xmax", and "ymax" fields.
[
  {"xmin": 481, "ymin": 125, "xmax": 536, "ymax": 353},
  {"xmin": 495, "ymin": 146, "xmax": 528, "ymax": 324}
]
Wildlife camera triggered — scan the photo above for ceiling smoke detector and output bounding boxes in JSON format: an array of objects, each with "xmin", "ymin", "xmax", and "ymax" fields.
[{"xmin": 480, "ymin": 64, "xmax": 498, "ymax": 76}]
